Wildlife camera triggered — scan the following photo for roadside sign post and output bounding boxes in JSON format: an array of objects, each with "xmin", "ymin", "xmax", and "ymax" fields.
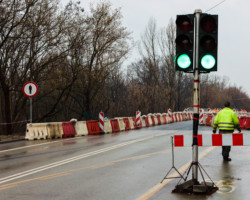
[
  {"xmin": 30, "ymin": 98, "xmax": 32, "ymax": 124},
  {"xmin": 22, "ymin": 82, "xmax": 38, "ymax": 124}
]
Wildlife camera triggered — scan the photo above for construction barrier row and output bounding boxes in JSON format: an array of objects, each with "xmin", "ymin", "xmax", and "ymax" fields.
[
  {"xmin": 200, "ymin": 112, "xmax": 250, "ymax": 130},
  {"xmin": 25, "ymin": 112, "xmax": 193, "ymax": 140}
]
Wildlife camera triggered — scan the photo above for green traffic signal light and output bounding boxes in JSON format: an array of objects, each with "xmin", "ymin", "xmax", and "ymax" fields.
[
  {"xmin": 198, "ymin": 14, "xmax": 218, "ymax": 72},
  {"xmin": 200, "ymin": 54, "xmax": 216, "ymax": 69},
  {"xmin": 175, "ymin": 14, "xmax": 194, "ymax": 72},
  {"xmin": 176, "ymin": 54, "xmax": 192, "ymax": 69}
]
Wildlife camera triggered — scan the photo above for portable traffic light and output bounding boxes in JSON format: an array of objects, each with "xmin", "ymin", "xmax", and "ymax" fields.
[
  {"xmin": 175, "ymin": 15, "xmax": 194, "ymax": 72},
  {"xmin": 199, "ymin": 14, "xmax": 218, "ymax": 72}
]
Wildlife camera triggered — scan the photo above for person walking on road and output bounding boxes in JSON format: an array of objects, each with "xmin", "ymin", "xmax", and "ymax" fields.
[{"xmin": 212, "ymin": 101, "xmax": 241, "ymax": 161}]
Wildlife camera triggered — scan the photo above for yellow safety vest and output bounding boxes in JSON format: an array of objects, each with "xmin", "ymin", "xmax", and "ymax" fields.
[{"xmin": 213, "ymin": 107, "xmax": 240, "ymax": 131}]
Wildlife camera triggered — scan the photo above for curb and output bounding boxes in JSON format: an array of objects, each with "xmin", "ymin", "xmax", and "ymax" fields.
[{"xmin": 0, "ymin": 136, "xmax": 25, "ymax": 144}]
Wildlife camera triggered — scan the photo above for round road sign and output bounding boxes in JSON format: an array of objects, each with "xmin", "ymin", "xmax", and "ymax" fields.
[{"xmin": 23, "ymin": 82, "xmax": 38, "ymax": 97}]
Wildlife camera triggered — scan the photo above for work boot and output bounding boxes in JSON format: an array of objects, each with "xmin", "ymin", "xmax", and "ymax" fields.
[{"xmin": 223, "ymin": 157, "xmax": 231, "ymax": 161}]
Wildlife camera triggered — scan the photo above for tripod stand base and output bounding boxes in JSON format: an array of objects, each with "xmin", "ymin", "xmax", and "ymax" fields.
[
  {"xmin": 172, "ymin": 179, "xmax": 218, "ymax": 194},
  {"xmin": 172, "ymin": 162, "xmax": 218, "ymax": 195}
]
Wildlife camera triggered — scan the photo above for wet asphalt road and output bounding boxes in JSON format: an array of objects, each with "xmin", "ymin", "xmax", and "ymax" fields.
[{"xmin": 0, "ymin": 121, "xmax": 249, "ymax": 200}]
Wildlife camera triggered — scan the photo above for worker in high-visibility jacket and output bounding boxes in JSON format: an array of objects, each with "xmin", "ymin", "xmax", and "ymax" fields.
[{"xmin": 212, "ymin": 101, "xmax": 241, "ymax": 161}]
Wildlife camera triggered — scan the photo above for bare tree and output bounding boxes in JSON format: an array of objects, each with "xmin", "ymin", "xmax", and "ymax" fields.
[
  {"xmin": 0, "ymin": 0, "xmax": 72, "ymax": 134},
  {"xmin": 0, "ymin": 0, "xmax": 40, "ymax": 134},
  {"xmin": 65, "ymin": 2, "xmax": 130, "ymax": 120},
  {"xmin": 133, "ymin": 18, "xmax": 162, "ymax": 112}
]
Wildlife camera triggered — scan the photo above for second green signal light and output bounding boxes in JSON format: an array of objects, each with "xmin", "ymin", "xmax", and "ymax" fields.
[{"xmin": 199, "ymin": 14, "xmax": 218, "ymax": 72}]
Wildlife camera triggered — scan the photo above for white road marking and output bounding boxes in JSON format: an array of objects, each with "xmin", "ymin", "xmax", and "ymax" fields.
[
  {"xmin": 0, "ymin": 138, "xmax": 74, "ymax": 153},
  {"xmin": 0, "ymin": 133, "xmax": 170, "ymax": 185},
  {"xmin": 0, "ymin": 130, "xmax": 178, "ymax": 153}
]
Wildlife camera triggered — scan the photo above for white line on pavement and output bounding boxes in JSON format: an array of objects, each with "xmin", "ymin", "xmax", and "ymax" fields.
[{"xmin": 0, "ymin": 134, "xmax": 166, "ymax": 185}]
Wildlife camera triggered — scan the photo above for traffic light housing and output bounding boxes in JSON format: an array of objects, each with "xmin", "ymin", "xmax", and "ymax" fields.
[
  {"xmin": 175, "ymin": 15, "xmax": 194, "ymax": 72},
  {"xmin": 199, "ymin": 14, "xmax": 218, "ymax": 72}
]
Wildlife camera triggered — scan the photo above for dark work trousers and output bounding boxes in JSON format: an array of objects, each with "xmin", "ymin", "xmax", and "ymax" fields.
[{"xmin": 220, "ymin": 130, "xmax": 234, "ymax": 158}]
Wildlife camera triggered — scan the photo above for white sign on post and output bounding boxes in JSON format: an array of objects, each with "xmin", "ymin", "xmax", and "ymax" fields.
[
  {"xmin": 23, "ymin": 82, "xmax": 38, "ymax": 124},
  {"xmin": 22, "ymin": 82, "xmax": 38, "ymax": 97}
]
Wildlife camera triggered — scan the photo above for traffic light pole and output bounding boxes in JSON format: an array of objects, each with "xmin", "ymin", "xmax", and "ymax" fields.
[
  {"xmin": 192, "ymin": 9, "xmax": 202, "ymax": 183},
  {"xmin": 172, "ymin": 9, "xmax": 218, "ymax": 195}
]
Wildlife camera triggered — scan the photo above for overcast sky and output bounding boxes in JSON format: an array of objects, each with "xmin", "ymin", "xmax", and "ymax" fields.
[{"xmin": 60, "ymin": 0, "xmax": 250, "ymax": 97}]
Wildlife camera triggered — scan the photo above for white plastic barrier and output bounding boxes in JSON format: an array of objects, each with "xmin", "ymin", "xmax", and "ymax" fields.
[
  {"xmin": 141, "ymin": 116, "xmax": 146, "ymax": 127},
  {"xmin": 180, "ymin": 113, "xmax": 184, "ymax": 121},
  {"xmin": 166, "ymin": 115, "xmax": 171, "ymax": 123},
  {"xmin": 116, "ymin": 118, "xmax": 125, "ymax": 131},
  {"xmin": 25, "ymin": 123, "xmax": 48, "ymax": 140},
  {"xmin": 176, "ymin": 113, "xmax": 179, "ymax": 121},
  {"xmin": 154, "ymin": 115, "xmax": 159, "ymax": 125},
  {"xmin": 104, "ymin": 120, "xmax": 112, "ymax": 133},
  {"xmin": 173, "ymin": 113, "xmax": 177, "ymax": 123},
  {"xmin": 148, "ymin": 116, "xmax": 153, "ymax": 126},
  {"xmin": 128, "ymin": 117, "xmax": 135, "ymax": 129},
  {"xmin": 75, "ymin": 121, "xmax": 88, "ymax": 136},
  {"xmin": 203, "ymin": 113, "xmax": 208, "ymax": 125},
  {"xmin": 210, "ymin": 115, "xmax": 216, "ymax": 127},
  {"xmin": 160, "ymin": 115, "xmax": 164, "ymax": 124},
  {"xmin": 47, "ymin": 122, "xmax": 63, "ymax": 139},
  {"xmin": 175, "ymin": 113, "xmax": 179, "ymax": 122}
]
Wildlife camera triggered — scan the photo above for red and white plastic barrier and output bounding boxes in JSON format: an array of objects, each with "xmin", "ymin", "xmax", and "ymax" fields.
[
  {"xmin": 184, "ymin": 109, "xmax": 188, "ymax": 119},
  {"xmin": 199, "ymin": 109, "xmax": 204, "ymax": 125},
  {"xmin": 136, "ymin": 111, "xmax": 141, "ymax": 128},
  {"xmin": 174, "ymin": 133, "xmax": 249, "ymax": 147},
  {"xmin": 99, "ymin": 112, "xmax": 104, "ymax": 132},
  {"xmin": 110, "ymin": 119, "xmax": 120, "ymax": 132},
  {"xmin": 168, "ymin": 109, "xmax": 172, "ymax": 120},
  {"xmin": 86, "ymin": 120, "xmax": 100, "ymax": 135},
  {"xmin": 25, "ymin": 110, "xmax": 195, "ymax": 140}
]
